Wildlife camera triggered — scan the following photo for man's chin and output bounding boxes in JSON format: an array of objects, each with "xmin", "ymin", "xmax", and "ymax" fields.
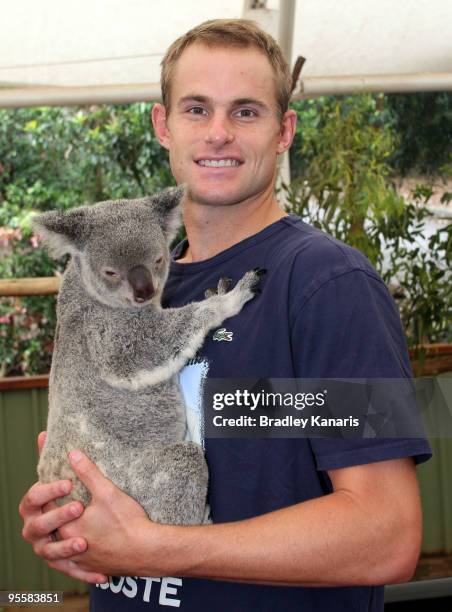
[{"xmin": 186, "ymin": 186, "xmax": 247, "ymax": 208}]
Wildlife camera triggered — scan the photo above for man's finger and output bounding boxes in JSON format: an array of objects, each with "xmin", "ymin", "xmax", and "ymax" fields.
[
  {"xmin": 37, "ymin": 431, "xmax": 47, "ymax": 455},
  {"xmin": 19, "ymin": 480, "xmax": 72, "ymax": 517},
  {"xmin": 46, "ymin": 559, "xmax": 108, "ymax": 585},
  {"xmin": 69, "ymin": 450, "xmax": 110, "ymax": 497},
  {"xmin": 29, "ymin": 502, "xmax": 83, "ymax": 539},
  {"xmin": 39, "ymin": 536, "xmax": 88, "ymax": 561},
  {"xmin": 42, "ymin": 500, "xmax": 59, "ymax": 514}
]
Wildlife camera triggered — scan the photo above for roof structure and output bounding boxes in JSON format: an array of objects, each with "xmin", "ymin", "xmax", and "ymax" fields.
[{"xmin": 1, "ymin": 0, "xmax": 451, "ymax": 108}]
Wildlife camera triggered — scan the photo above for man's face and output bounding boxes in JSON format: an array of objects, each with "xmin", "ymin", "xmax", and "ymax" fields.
[{"xmin": 152, "ymin": 43, "xmax": 295, "ymax": 208}]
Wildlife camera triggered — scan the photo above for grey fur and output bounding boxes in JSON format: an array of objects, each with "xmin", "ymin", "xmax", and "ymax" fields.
[{"xmin": 34, "ymin": 186, "xmax": 260, "ymax": 525}]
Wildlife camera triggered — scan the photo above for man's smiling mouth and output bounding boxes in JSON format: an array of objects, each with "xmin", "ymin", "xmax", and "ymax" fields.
[{"xmin": 196, "ymin": 159, "xmax": 242, "ymax": 167}]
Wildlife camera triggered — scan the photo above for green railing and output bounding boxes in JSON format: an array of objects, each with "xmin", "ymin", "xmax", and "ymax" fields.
[{"xmin": 0, "ymin": 377, "xmax": 88, "ymax": 593}]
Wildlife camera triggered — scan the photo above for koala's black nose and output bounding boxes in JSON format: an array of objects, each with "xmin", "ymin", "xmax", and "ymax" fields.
[{"xmin": 127, "ymin": 265, "xmax": 155, "ymax": 303}]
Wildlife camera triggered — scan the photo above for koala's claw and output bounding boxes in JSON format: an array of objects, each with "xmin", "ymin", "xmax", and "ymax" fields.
[
  {"xmin": 234, "ymin": 268, "xmax": 263, "ymax": 297},
  {"xmin": 205, "ymin": 277, "xmax": 232, "ymax": 299},
  {"xmin": 204, "ymin": 287, "xmax": 217, "ymax": 298},
  {"xmin": 217, "ymin": 276, "xmax": 232, "ymax": 295},
  {"xmin": 253, "ymin": 267, "xmax": 267, "ymax": 277}
]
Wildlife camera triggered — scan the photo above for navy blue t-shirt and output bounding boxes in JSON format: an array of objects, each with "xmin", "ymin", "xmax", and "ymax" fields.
[{"xmin": 90, "ymin": 214, "xmax": 431, "ymax": 611}]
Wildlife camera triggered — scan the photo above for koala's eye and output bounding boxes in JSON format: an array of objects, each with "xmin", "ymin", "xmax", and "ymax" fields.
[
  {"xmin": 155, "ymin": 256, "xmax": 163, "ymax": 265},
  {"xmin": 104, "ymin": 269, "xmax": 119, "ymax": 278}
]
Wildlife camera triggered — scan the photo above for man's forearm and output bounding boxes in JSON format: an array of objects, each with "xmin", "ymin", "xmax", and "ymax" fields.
[{"xmin": 141, "ymin": 489, "xmax": 417, "ymax": 587}]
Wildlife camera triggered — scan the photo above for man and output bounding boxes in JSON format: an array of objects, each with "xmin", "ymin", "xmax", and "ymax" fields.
[{"xmin": 20, "ymin": 19, "xmax": 431, "ymax": 611}]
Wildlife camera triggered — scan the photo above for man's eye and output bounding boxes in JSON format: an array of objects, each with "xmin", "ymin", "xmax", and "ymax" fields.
[
  {"xmin": 236, "ymin": 108, "xmax": 257, "ymax": 118},
  {"xmin": 188, "ymin": 107, "xmax": 207, "ymax": 115}
]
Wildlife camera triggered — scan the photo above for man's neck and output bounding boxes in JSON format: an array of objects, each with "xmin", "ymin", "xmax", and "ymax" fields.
[{"xmin": 177, "ymin": 192, "xmax": 287, "ymax": 263}]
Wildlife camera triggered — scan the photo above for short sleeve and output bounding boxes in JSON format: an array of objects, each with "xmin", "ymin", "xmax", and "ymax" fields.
[{"xmin": 291, "ymin": 268, "xmax": 432, "ymax": 469}]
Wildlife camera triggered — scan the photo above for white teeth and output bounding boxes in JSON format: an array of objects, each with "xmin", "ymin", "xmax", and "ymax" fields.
[{"xmin": 198, "ymin": 159, "xmax": 240, "ymax": 167}]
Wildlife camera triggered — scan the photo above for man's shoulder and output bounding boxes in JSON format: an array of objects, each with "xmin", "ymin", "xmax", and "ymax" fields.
[{"xmin": 278, "ymin": 214, "xmax": 381, "ymax": 285}]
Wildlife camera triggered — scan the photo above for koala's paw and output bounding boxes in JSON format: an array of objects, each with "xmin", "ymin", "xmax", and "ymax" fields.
[
  {"xmin": 234, "ymin": 267, "xmax": 266, "ymax": 301},
  {"xmin": 220, "ymin": 267, "xmax": 266, "ymax": 318}
]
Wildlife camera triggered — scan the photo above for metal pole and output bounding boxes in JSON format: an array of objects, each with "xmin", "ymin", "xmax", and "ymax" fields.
[
  {"xmin": 276, "ymin": 0, "xmax": 297, "ymax": 203},
  {"xmin": 2, "ymin": 71, "xmax": 452, "ymax": 109}
]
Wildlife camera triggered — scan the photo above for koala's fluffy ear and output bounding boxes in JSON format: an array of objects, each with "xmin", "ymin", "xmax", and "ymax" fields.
[
  {"xmin": 149, "ymin": 185, "xmax": 185, "ymax": 242},
  {"xmin": 32, "ymin": 207, "xmax": 91, "ymax": 258}
]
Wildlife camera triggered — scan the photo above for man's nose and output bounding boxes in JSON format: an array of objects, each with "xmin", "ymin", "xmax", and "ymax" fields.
[
  {"xmin": 127, "ymin": 265, "xmax": 155, "ymax": 303},
  {"xmin": 205, "ymin": 111, "xmax": 234, "ymax": 146}
]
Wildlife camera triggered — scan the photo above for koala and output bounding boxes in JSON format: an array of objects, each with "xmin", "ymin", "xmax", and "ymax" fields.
[{"xmin": 33, "ymin": 186, "xmax": 263, "ymax": 525}]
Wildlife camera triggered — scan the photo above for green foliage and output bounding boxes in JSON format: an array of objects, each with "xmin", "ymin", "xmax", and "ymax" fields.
[
  {"xmin": 0, "ymin": 226, "xmax": 60, "ymax": 377},
  {"xmin": 0, "ymin": 294, "xmax": 55, "ymax": 377},
  {"xmin": 392, "ymin": 219, "xmax": 451, "ymax": 353},
  {"xmin": 0, "ymin": 104, "xmax": 173, "ymax": 220},
  {"xmin": 288, "ymin": 94, "xmax": 399, "ymax": 265},
  {"xmin": 286, "ymin": 94, "xmax": 451, "ymax": 349},
  {"xmin": 290, "ymin": 91, "xmax": 452, "ymax": 179},
  {"xmin": 1, "ymin": 97, "xmax": 451, "ymax": 375},
  {"xmin": 385, "ymin": 92, "xmax": 452, "ymax": 176}
]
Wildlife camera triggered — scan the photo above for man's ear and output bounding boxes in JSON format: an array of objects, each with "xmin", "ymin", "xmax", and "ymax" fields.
[
  {"xmin": 32, "ymin": 207, "xmax": 91, "ymax": 258},
  {"xmin": 147, "ymin": 185, "xmax": 185, "ymax": 243},
  {"xmin": 151, "ymin": 103, "xmax": 171, "ymax": 151},
  {"xmin": 276, "ymin": 109, "xmax": 297, "ymax": 155}
]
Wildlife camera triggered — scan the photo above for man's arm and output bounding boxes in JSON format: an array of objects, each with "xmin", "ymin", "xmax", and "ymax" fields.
[
  {"xmin": 150, "ymin": 456, "xmax": 422, "ymax": 586},
  {"xmin": 21, "ymin": 448, "xmax": 422, "ymax": 586},
  {"xmin": 169, "ymin": 456, "xmax": 422, "ymax": 587}
]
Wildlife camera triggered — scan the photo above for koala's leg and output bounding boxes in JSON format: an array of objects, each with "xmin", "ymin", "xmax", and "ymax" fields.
[
  {"xmin": 125, "ymin": 442, "xmax": 209, "ymax": 525},
  {"xmin": 38, "ymin": 442, "xmax": 91, "ymax": 508}
]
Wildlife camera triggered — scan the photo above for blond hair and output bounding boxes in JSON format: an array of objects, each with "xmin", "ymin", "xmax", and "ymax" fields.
[{"xmin": 160, "ymin": 19, "xmax": 292, "ymax": 121}]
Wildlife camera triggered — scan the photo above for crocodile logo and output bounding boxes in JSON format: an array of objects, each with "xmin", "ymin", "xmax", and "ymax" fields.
[{"xmin": 213, "ymin": 327, "xmax": 233, "ymax": 342}]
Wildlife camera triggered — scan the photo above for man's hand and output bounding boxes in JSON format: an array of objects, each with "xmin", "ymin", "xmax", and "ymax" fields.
[
  {"xmin": 59, "ymin": 449, "xmax": 160, "ymax": 578},
  {"xmin": 19, "ymin": 433, "xmax": 106, "ymax": 584},
  {"xmin": 20, "ymin": 434, "xmax": 180, "ymax": 583}
]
